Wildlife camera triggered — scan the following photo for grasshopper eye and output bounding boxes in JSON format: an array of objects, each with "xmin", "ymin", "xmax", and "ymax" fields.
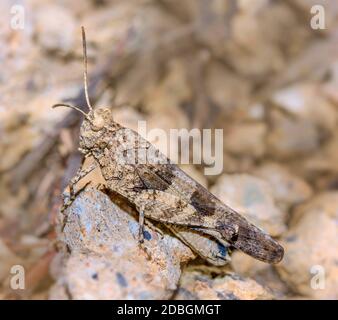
[
  {"xmin": 91, "ymin": 115, "xmax": 105, "ymax": 131},
  {"xmin": 101, "ymin": 108, "xmax": 113, "ymax": 121}
]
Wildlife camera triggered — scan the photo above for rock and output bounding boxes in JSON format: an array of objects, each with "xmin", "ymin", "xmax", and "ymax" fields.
[
  {"xmin": 0, "ymin": 180, "xmax": 29, "ymax": 219},
  {"xmin": 322, "ymin": 62, "xmax": 338, "ymax": 105},
  {"xmin": 157, "ymin": 0, "xmax": 197, "ymax": 21},
  {"xmin": 34, "ymin": 5, "xmax": 76, "ymax": 54},
  {"xmin": 276, "ymin": 192, "xmax": 338, "ymax": 299},
  {"xmin": 175, "ymin": 270, "xmax": 273, "ymax": 300},
  {"xmin": 222, "ymin": 5, "xmax": 287, "ymax": 78},
  {"xmin": 246, "ymin": 103, "xmax": 266, "ymax": 121},
  {"xmin": 205, "ymin": 61, "xmax": 251, "ymax": 114},
  {"xmin": 193, "ymin": 0, "xmax": 236, "ymax": 52},
  {"xmin": 267, "ymin": 109, "xmax": 320, "ymax": 159},
  {"xmin": 0, "ymin": 0, "xmax": 34, "ymax": 81},
  {"xmin": 113, "ymin": 59, "xmax": 157, "ymax": 109},
  {"xmin": 0, "ymin": 112, "xmax": 38, "ymax": 172},
  {"xmin": 302, "ymin": 131, "xmax": 338, "ymax": 174},
  {"xmin": 272, "ymin": 83, "xmax": 337, "ymax": 132},
  {"xmin": 253, "ymin": 162, "xmax": 313, "ymax": 210},
  {"xmin": 223, "ymin": 123, "xmax": 267, "ymax": 158},
  {"xmin": 211, "ymin": 174, "xmax": 286, "ymax": 237},
  {"xmin": 256, "ymin": 2, "xmax": 311, "ymax": 57},
  {"xmin": 144, "ymin": 59, "xmax": 191, "ymax": 115},
  {"xmin": 292, "ymin": 191, "xmax": 338, "ymax": 222},
  {"xmin": 230, "ymin": 252, "xmax": 290, "ymax": 299},
  {"xmin": 0, "ymin": 239, "xmax": 21, "ymax": 284},
  {"xmin": 143, "ymin": 60, "xmax": 190, "ymax": 153},
  {"xmin": 50, "ymin": 188, "xmax": 195, "ymax": 300}
]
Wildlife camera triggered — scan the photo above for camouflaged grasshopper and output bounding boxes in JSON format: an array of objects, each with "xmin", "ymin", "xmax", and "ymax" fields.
[{"xmin": 53, "ymin": 27, "xmax": 284, "ymax": 265}]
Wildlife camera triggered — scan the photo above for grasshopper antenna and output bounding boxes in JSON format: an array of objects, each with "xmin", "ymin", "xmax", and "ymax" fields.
[
  {"xmin": 52, "ymin": 103, "xmax": 90, "ymax": 119},
  {"xmin": 81, "ymin": 26, "xmax": 93, "ymax": 113}
]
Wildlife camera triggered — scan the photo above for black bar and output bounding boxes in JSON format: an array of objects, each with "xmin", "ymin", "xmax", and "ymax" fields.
[{"xmin": 0, "ymin": 300, "xmax": 333, "ymax": 319}]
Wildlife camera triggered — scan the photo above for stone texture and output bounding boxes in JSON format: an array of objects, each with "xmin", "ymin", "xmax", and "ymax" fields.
[
  {"xmin": 253, "ymin": 162, "xmax": 313, "ymax": 210},
  {"xmin": 50, "ymin": 188, "xmax": 195, "ymax": 300},
  {"xmin": 34, "ymin": 5, "xmax": 76, "ymax": 54},
  {"xmin": 230, "ymin": 251, "xmax": 290, "ymax": 299},
  {"xmin": 272, "ymin": 83, "xmax": 337, "ymax": 132},
  {"xmin": 175, "ymin": 270, "xmax": 273, "ymax": 300},
  {"xmin": 223, "ymin": 123, "xmax": 267, "ymax": 158},
  {"xmin": 276, "ymin": 192, "xmax": 338, "ymax": 299},
  {"xmin": 267, "ymin": 109, "xmax": 320, "ymax": 159}
]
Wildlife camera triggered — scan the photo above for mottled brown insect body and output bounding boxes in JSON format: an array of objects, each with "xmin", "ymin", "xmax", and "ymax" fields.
[{"xmin": 54, "ymin": 27, "xmax": 284, "ymax": 265}]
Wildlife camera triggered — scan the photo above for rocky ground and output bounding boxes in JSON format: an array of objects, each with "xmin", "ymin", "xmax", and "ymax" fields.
[{"xmin": 0, "ymin": 0, "xmax": 337, "ymax": 299}]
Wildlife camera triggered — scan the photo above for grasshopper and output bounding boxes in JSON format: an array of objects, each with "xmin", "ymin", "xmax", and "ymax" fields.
[{"xmin": 53, "ymin": 27, "xmax": 284, "ymax": 265}]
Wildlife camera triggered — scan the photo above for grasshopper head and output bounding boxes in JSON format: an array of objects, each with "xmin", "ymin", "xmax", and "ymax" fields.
[{"xmin": 79, "ymin": 106, "xmax": 115, "ymax": 151}]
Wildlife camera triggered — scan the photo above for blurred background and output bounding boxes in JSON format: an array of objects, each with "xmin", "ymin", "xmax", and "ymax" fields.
[{"xmin": 0, "ymin": 0, "xmax": 337, "ymax": 299}]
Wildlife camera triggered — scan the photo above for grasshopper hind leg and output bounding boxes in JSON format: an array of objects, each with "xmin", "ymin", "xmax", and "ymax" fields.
[
  {"xmin": 135, "ymin": 205, "xmax": 154, "ymax": 261},
  {"xmin": 138, "ymin": 207, "xmax": 145, "ymax": 243}
]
